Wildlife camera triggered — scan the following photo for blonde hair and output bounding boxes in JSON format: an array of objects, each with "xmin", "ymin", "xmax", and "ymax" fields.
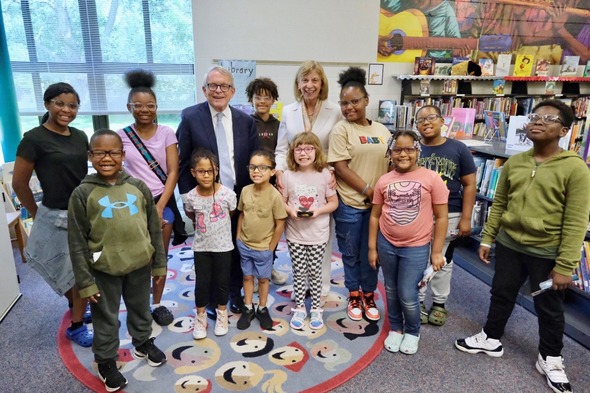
[
  {"xmin": 286, "ymin": 132, "xmax": 327, "ymax": 172},
  {"xmin": 293, "ymin": 60, "xmax": 329, "ymax": 102}
]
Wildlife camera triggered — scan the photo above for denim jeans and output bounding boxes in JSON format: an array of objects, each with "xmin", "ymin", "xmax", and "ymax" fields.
[
  {"xmin": 333, "ymin": 199, "xmax": 378, "ymax": 293},
  {"xmin": 377, "ymin": 231, "xmax": 430, "ymax": 335}
]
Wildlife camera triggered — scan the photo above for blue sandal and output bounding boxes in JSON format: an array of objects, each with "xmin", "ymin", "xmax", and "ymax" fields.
[
  {"xmin": 83, "ymin": 305, "xmax": 92, "ymax": 324},
  {"xmin": 67, "ymin": 325, "xmax": 94, "ymax": 347}
]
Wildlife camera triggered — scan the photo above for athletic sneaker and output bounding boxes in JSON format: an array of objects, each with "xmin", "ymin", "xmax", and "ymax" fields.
[
  {"xmin": 536, "ymin": 354, "xmax": 573, "ymax": 393},
  {"xmin": 309, "ymin": 309, "xmax": 324, "ymax": 330},
  {"xmin": 347, "ymin": 291, "xmax": 363, "ymax": 321},
  {"xmin": 256, "ymin": 306, "xmax": 274, "ymax": 330},
  {"xmin": 290, "ymin": 308, "xmax": 307, "ymax": 330},
  {"xmin": 97, "ymin": 359, "xmax": 127, "ymax": 392},
  {"xmin": 237, "ymin": 307, "xmax": 255, "ymax": 330},
  {"xmin": 152, "ymin": 305, "xmax": 174, "ymax": 326},
  {"xmin": 193, "ymin": 312, "xmax": 207, "ymax": 340},
  {"xmin": 362, "ymin": 291, "xmax": 380, "ymax": 321},
  {"xmin": 271, "ymin": 269, "xmax": 288, "ymax": 285},
  {"xmin": 214, "ymin": 309, "xmax": 229, "ymax": 336},
  {"xmin": 134, "ymin": 337, "xmax": 167, "ymax": 367},
  {"xmin": 455, "ymin": 330, "xmax": 504, "ymax": 357}
]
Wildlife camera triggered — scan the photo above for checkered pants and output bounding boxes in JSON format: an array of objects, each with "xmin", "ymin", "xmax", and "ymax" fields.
[{"xmin": 287, "ymin": 241, "xmax": 327, "ymax": 309}]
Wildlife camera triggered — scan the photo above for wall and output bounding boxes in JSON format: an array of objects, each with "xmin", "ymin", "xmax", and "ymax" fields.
[{"xmin": 192, "ymin": 0, "xmax": 411, "ymax": 118}]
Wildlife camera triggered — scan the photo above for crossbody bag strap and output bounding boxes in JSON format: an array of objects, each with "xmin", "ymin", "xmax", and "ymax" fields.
[{"xmin": 123, "ymin": 125, "xmax": 167, "ymax": 185}]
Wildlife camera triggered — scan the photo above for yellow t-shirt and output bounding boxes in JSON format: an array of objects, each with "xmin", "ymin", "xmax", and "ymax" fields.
[
  {"xmin": 328, "ymin": 120, "xmax": 391, "ymax": 209},
  {"xmin": 238, "ymin": 184, "xmax": 287, "ymax": 250}
]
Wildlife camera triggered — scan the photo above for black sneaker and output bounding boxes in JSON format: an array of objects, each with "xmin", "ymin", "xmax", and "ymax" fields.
[
  {"xmin": 256, "ymin": 306, "xmax": 274, "ymax": 330},
  {"xmin": 134, "ymin": 337, "xmax": 167, "ymax": 367},
  {"xmin": 97, "ymin": 359, "xmax": 128, "ymax": 392},
  {"xmin": 152, "ymin": 305, "xmax": 174, "ymax": 326},
  {"xmin": 237, "ymin": 307, "xmax": 255, "ymax": 330},
  {"xmin": 455, "ymin": 330, "xmax": 504, "ymax": 357},
  {"xmin": 536, "ymin": 354, "xmax": 573, "ymax": 393}
]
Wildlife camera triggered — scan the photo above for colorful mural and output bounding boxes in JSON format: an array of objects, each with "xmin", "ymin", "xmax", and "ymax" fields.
[{"xmin": 377, "ymin": 0, "xmax": 590, "ymax": 64}]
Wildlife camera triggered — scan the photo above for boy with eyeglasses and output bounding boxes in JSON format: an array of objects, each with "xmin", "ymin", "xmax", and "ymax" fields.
[
  {"xmin": 68, "ymin": 129, "xmax": 167, "ymax": 392},
  {"xmin": 245, "ymin": 77, "xmax": 289, "ymax": 286},
  {"xmin": 455, "ymin": 100, "xmax": 590, "ymax": 393},
  {"xmin": 414, "ymin": 105, "xmax": 477, "ymax": 327}
]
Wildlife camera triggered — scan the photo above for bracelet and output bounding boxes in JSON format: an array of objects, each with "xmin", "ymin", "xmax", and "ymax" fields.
[{"xmin": 361, "ymin": 183, "xmax": 370, "ymax": 195}]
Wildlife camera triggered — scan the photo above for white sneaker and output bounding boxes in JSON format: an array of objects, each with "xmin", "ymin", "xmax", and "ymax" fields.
[
  {"xmin": 192, "ymin": 312, "xmax": 207, "ymax": 340},
  {"xmin": 455, "ymin": 329, "xmax": 503, "ymax": 357},
  {"xmin": 214, "ymin": 309, "xmax": 228, "ymax": 336},
  {"xmin": 535, "ymin": 354, "xmax": 572, "ymax": 393},
  {"xmin": 271, "ymin": 269, "xmax": 288, "ymax": 285}
]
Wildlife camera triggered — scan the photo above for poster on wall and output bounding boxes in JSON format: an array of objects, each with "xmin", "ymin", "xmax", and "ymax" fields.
[
  {"xmin": 376, "ymin": 0, "xmax": 590, "ymax": 65},
  {"xmin": 218, "ymin": 60, "xmax": 256, "ymax": 107}
]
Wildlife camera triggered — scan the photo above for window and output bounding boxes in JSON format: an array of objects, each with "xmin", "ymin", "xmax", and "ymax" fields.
[{"xmin": 3, "ymin": 0, "xmax": 195, "ymax": 124}]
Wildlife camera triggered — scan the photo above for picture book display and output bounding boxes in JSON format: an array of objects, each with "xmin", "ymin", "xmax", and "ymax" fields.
[
  {"xmin": 434, "ymin": 63, "xmax": 451, "ymax": 76},
  {"xmin": 378, "ymin": 100, "xmax": 397, "ymax": 126},
  {"xmin": 420, "ymin": 80, "xmax": 430, "ymax": 95},
  {"xmin": 584, "ymin": 60, "xmax": 590, "ymax": 77},
  {"xmin": 442, "ymin": 79, "xmax": 458, "ymax": 95},
  {"xmin": 560, "ymin": 56, "xmax": 580, "ymax": 76},
  {"xmin": 478, "ymin": 58, "xmax": 494, "ymax": 76},
  {"xmin": 492, "ymin": 79, "xmax": 506, "ymax": 95},
  {"xmin": 483, "ymin": 110, "xmax": 507, "ymax": 141},
  {"xmin": 414, "ymin": 57, "xmax": 435, "ymax": 75},
  {"xmin": 505, "ymin": 115, "xmax": 532, "ymax": 152},
  {"xmin": 544, "ymin": 81, "xmax": 556, "ymax": 95},
  {"xmin": 451, "ymin": 57, "xmax": 470, "ymax": 76},
  {"xmin": 441, "ymin": 116, "xmax": 455, "ymax": 137},
  {"xmin": 535, "ymin": 58, "xmax": 551, "ymax": 76},
  {"xmin": 495, "ymin": 54, "xmax": 512, "ymax": 77},
  {"xmin": 513, "ymin": 54, "xmax": 534, "ymax": 77},
  {"xmin": 449, "ymin": 107, "xmax": 476, "ymax": 139}
]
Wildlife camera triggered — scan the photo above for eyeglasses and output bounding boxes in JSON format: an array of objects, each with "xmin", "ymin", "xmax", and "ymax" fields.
[
  {"xmin": 294, "ymin": 146, "xmax": 315, "ymax": 154},
  {"xmin": 527, "ymin": 113, "xmax": 563, "ymax": 125},
  {"xmin": 391, "ymin": 147, "xmax": 418, "ymax": 155},
  {"xmin": 50, "ymin": 99, "xmax": 79, "ymax": 110},
  {"xmin": 129, "ymin": 102, "xmax": 157, "ymax": 111},
  {"xmin": 247, "ymin": 164, "xmax": 272, "ymax": 172},
  {"xmin": 206, "ymin": 83, "xmax": 232, "ymax": 92},
  {"xmin": 339, "ymin": 97, "xmax": 367, "ymax": 108},
  {"xmin": 253, "ymin": 95, "xmax": 273, "ymax": 102},
  {"xmin": 89, "ymin": 150, "xmax": 123, "ymax": 158},
  {"xmin": 415, "ymin": 114, "xmax": 441, "ymax": 124},
  {"xmin": 194, "ymin": 169, "xmax": 215, "ymax": 176}
]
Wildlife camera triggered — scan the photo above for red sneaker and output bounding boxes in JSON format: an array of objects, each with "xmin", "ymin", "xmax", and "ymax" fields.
[
  {"xmin": 347, "ymin": 291, "xmax": 362, "ymax": 321},
  {"xmin": 362, "ymin": 291, "xmax": 380, "ymax": 321}
]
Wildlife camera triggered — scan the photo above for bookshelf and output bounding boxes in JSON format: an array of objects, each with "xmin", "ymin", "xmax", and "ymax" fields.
[{"xmin": 455, "ymin": 140, "xmax": 590, "ymax": 350}]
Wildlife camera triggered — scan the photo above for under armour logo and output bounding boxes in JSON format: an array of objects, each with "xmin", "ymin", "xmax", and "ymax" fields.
[{"xmin": 98, "ymin": 194, "xmax": 138, "ymax": 218}]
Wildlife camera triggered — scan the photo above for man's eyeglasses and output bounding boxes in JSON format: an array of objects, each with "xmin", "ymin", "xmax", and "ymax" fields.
[
  {"xmin": 415, "ymin": 114, "xmax": 441, "ymax": 124},
  {"xmin": 253, "ymin": 95, "xmax": 273, "ymax": 102},
  {"xmin": 194, "ymin": 169, "xmax": 215, "ymax": 176},
  {"xmin": 339, "ymin": 97, "xmax": 366, "ymax": 108},
  {"xmin": 294, "ymin": 146, "xmax": 315, "ymax": 154},
  {"xmin": 247, "ymin": 164, "xmax": 272, "ymax": 172},
  {"xmin": 129, "ymin": 102, "xmax": 157, "ymax": 111},
  {"xmin": 391, "ymin": 147, "xmax": 418, "ymax": 155},
  {"xmin": 206, "ymin": 83, "xmax": 232, "ymax": 92},
  {"xmin": 89, "ymin": 150, "xmax": 123, "ymax": 158},
  {"xmin": 50, "ymin": 99, "xmax": 79, "ymax": 110},
  {"xmin": 527, "ymin": 113, "xmax": 563, "ymax": 125}
]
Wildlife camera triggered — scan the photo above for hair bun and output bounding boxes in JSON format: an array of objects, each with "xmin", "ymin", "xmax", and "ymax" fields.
[
  {"xmin": 124, "ymin": 69, "xmax": 155, "ymax": 89},
  {"xmin": 337, "ymin": 67, "xmax": 366, "ymax": 88}
]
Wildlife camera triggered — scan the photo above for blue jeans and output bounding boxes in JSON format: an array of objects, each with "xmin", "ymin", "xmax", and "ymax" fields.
[
  {"xmin": 333, "ymin": 199, "xmax": 378, "ymax": 293},
  {"xmin": 377, "ymin": 231, "xmax": 430, "ymax": 335}
]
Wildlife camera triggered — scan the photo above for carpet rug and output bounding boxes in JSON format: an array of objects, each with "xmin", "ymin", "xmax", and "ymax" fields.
[{"xmin": 58, "ymin": 240, "xmax": 387, "ymax": 393}]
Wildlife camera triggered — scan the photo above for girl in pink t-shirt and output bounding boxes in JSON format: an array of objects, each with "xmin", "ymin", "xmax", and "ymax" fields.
[
  {"xmin": 368, "ymin": 130, "xmax": 448, "ymax": 355},
  {"xmin": 281, "ymin": 132, "xmax": 338, "ymax": 331}
]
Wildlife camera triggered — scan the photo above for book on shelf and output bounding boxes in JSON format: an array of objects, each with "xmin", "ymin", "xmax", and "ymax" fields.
[
  {"xmin": 492, "ymin": 79, "xmax": 505, "ymax": 95},
  {"xmin": 535, "ymin": 58, "xmax": 551, "ymax": 76},
  {"xmin": 378, "ymin": 100, "xmax": 397, "ymax": 126},
  {"xmin": 584, "ymin": 60, "xmax": 590, "ymax": 77},
  {"xmin": 450, "ymin": 107, "xmax": 476, "ymax": 139},
  {"xmin": 434, "ymin": 63, "xmax": 451, "ymax": 76},
  {"xmin": 472, "ymin": 156, "xmax": 488, "ymax": 191},
  {"xmin": 451, "ymin": 57, "xmax": 470, "ymax": 76},
  {"xmin": 544, "ymin": 81, "xmax": 556, "ymax": 95},
  {"xmin": 483, "ymin": 110, "xmax": 507, "ymax": 141},
  {"xmin": 479, "ymin": 58, "xmax": 494, "ymax": 76},
  {"xmin": 441, "ymin": 116, "xmax": 455, "ymax": 137},
  {"xmin": 419, "ymin": 79, "xmax": 430, "ymax": 95},
  {"xmin": 513, "ymin": 54, "xmax": 534, "ymax": 77},
  {"xmin": 505, "ymin": 115, "xmax": 531, "ymax": 152},
  {"xmin": 560, "ymin": 55, "xmax": 580, "ymax": 76},
  {"xmin": 442, "ymin": 79, "xmax": 458, "ymax": 95},
  {"xmin": 414, "ymin": 57, "xmax": 435, "ymax": 75},
  {"xmin": 495, "ymin": 54, "xmax": 512, "ymax": 77},
  {"xmin": 479, "ymin": 157, "xmax": 506, "ymax": 196}
]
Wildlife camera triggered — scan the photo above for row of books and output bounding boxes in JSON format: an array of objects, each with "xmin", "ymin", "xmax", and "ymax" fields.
[
  {"xmin": 573, "ymin": 242, "xmax": 590, "ymax": 293},
  {"xmin": 414, "ymin": 55, "xmax": 590, "ymax": 78},
  {"xmin": 473, "ymin": 156, "xmax": 506, "ymax": 198},
  {"xmin": 377, "ymin": 100, "xmax": 414, "ymax": 131}
]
